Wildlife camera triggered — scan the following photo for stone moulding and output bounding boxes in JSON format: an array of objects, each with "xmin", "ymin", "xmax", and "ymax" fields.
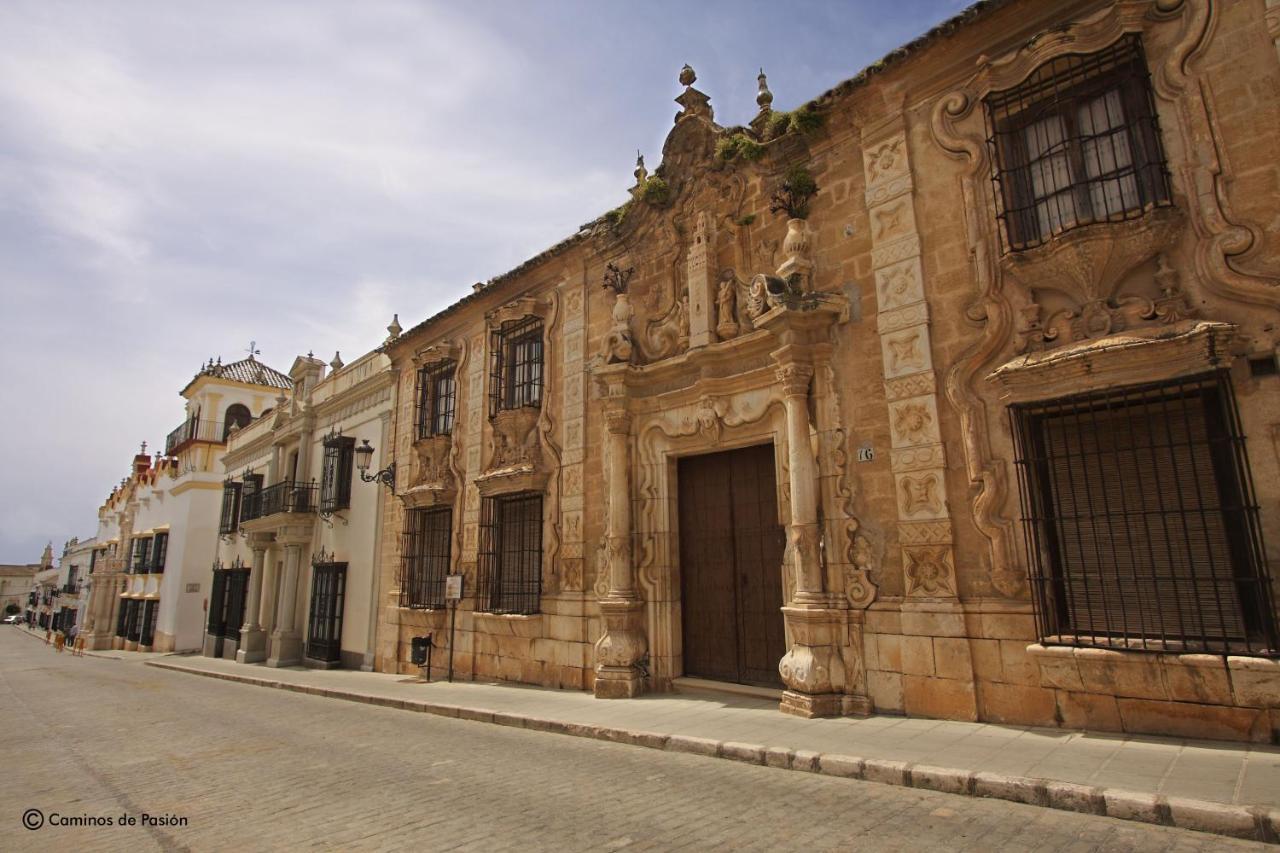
[{"xmin": 988, "ymin": 319, "xmax": 1241, "ymax": 403}]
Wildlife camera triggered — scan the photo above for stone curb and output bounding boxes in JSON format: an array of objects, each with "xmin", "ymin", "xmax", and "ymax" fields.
[{"xmin": 144, "ymin": 659, "xmax": 1279, "ymax": 844}]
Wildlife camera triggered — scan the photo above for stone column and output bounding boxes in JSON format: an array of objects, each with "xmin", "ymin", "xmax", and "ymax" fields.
[
  {"xmin": 593, "ymin": 407, "xmax": 648, "ymax": 699},
  {"xmin": 237, "ymin": 535, "xmax": 272, "ymax": 664},
  {"xmin": 777, "ymin": 362, "xmax": 824, "ymax": 603},
  {"xmin": 258, "ymin": 552, "xmax": 279, "ymax": 636},
  {"xmin": 267, "ymin": 542, "xmax": 304, "ymax": 667},
  {"xmin": 111, "ymin": 577, "xmax": 127, "ymax": 650},
  {"xmin": 774, "ymin": 356, "xmax": 844, "ymax": 718}
]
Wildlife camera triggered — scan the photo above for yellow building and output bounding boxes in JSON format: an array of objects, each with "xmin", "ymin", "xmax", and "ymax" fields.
[{"xmin": 367, "ymin": 0, "xmax": 1280, "ymax": 743}]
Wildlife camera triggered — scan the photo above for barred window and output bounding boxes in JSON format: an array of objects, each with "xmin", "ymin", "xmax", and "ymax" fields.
[
  {"xmin": 986, "ymin": 34, "xmax": 1171, "ymax": 252},
  {"xmin": 489, "ymin": 317, "xmax": 543, "ymax": 417},
  {"xmin": 306, "ymin": 561, "xmax": 347, "ymax": 664},
  {"xmin": 400, "ymin": 507, "xmax": 452, "ymax": 609},
  {"xmin": 219, "ymin": 480, "xmax": 242, "ymax": 535},
  {"xmin": 416, "ymin": 360, "xmax": 457, "ymax": 439},
  {"xmin": 241, "ymin": 472, "xmax": 265, "ymax": 523},
  {"xmin": 320, "ymin": 435, "xmax": 356, "ymax": 514},
  {"xmin": 139, "ymin": 600, "xmax": 159, "ymax": 647},
  {"xmin": 131, "ymin": 538, "xmax": 150, "ymax": 574},
  {"xmin": 477, "ymin": 492, "xmax": 542, "ymax": 615},
  {"xmin": 1010, "ymin": 372, "xmax": 1278, "ymax": 656},
  {"xmin": 151, "ymin": 532, "xmax": 168, "ymax": 573}
]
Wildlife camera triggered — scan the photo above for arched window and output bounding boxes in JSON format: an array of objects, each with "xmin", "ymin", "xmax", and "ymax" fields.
[{"xmin": 223, "ymin": 404, "xmax": 252, "ymax": 439}]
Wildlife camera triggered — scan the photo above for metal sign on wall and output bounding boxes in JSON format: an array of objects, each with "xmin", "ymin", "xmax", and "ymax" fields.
[{"xmin": 444, "ymin": 575, "xmax": 463, "ymax": 601}]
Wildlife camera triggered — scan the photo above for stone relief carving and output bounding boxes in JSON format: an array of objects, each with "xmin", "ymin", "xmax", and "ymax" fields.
[
  {"xmin": 715, "ymin": 273, "xmax": 740, "ymax": 340},
  {"xmin": 903, "ymin": 545, "xmax": 957, "ymax": 597},
  {"xmin": 489, "ymin": 407, "xmax": 541, "ymax": 470},
  {"xmin": 601, "ymin": 262, "xmax": 636, "ymax": 365},
  {"xmin": 899, "ymin": 472, "xmax": 944, "ymax": 519},
  {"xmin": 413, "ymin": 436, "xmax": 452, "ymax": 487}
]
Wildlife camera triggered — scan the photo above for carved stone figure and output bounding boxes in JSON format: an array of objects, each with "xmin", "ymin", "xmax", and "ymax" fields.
[
  {"xmin": 603, "ymin": 291, "xmax": 635, "ymax": 364},
  {"xmin": 715, "ymin": 275, "xmax": 739, "ymax": 340}
]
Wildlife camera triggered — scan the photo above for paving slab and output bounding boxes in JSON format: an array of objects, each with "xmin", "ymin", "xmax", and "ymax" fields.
[{"xmin": 141, "ymin": 652, "xmax": 1280, "ymax": 843}]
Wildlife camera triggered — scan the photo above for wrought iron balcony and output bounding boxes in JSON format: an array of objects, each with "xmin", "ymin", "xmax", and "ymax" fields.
[
  {"xmin": 243, "ymin": 480, "xmax": 317, "ymax": 522},
  {"xmin": 165, "ymin": 418, "xmax": 227, "ymax": 455}
]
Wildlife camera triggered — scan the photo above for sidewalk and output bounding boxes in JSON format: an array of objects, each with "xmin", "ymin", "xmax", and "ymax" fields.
[{"xmin": 145, "ymin": 653, "xmax": 1280, "ymax": 843}]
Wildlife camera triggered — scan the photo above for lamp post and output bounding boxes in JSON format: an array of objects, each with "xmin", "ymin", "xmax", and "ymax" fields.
[{"xmin": 355, "ymin": 440, "xmax": 396, "ymax": 491}]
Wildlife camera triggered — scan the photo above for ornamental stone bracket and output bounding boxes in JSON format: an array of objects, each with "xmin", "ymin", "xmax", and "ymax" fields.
[{"xmin": 403, "ymin": 435, "xmax": 456, "ymax": 508}]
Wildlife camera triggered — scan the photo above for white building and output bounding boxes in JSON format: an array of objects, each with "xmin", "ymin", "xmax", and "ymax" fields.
[
  {"xmin": 80, "ymin": 354, "xmax": 292, "ymax": 651},
  {"xmin": 209, "ymin": 349, "xmax": 395, "ymax": 669}
]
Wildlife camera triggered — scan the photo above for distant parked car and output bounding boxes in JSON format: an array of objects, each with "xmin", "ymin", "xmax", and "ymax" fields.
[{"xmin": 4, "ymin": 615, "xmax": 23, "ymax": 624}]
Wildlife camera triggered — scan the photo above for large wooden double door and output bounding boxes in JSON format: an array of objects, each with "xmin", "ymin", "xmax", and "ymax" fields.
[{"xmin": 678, "ymin": 444, "xmax": 787, "ymax": 688}]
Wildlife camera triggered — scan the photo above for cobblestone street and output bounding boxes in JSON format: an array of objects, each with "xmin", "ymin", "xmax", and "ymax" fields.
[{"xmin": 0, "ymin": 632, "xmax": 1267, "ymax": 852}]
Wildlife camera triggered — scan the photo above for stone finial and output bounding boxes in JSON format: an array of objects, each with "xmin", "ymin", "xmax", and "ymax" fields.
[
  {"xmin": 756, "ymin": 68, "xmax": 773, "ymax": 112},
  {"xmin": 330, "ymin": 351, "xmax": 344, "ymax": 371},
  {"xmin": 633, "ymin": 151, "xmax": 647, "ymax": 184},
  {"xmin": 679, "ymin": 64, "xmax": 696, "ymax": 88},
  {"xmin": 386, "ymin": 313, "xmax": 402, "ymax": 340}
]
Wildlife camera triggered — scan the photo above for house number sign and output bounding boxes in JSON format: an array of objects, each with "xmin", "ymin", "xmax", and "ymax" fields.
[{"xmin": 856, "ymin": 444, "xmax": 874, "ymax": 463}]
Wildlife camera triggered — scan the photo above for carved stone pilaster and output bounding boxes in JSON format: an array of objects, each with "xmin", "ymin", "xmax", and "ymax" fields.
[{"xmin": 594, "ymin": 403, "xmax": 647, "ymax": 698}]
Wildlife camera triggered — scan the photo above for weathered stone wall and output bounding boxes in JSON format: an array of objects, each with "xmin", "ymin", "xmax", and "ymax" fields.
[{"xmin": 375, "ymin": 0, "xmax": 1280, "ymax": 741}]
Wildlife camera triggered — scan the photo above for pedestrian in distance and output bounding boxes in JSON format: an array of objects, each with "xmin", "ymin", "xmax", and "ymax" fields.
[{"xmin": 54, "ymin": 629, "xmax": 66, "ymax": 653}]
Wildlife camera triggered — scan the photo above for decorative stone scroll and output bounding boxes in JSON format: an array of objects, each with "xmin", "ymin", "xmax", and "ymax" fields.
[{"xmin": 860, "ymin": 120, "xmax": 958, "ymax": 600}]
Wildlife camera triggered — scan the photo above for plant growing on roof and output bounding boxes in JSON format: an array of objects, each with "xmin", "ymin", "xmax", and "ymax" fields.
[
  {"xmin": 640, "ymin": 175, "xmax": 671, "ymax": 207},
  {"xmin": 770, "ymin": 166, "xmax": 819, "ymax": 220},
  {"xmin": 715, "ymin": 133, "xmax": 766, "ymax": 163},
  {"xmin": 764, "ymin": 104, "xmax": 824, "ymax": 141}
]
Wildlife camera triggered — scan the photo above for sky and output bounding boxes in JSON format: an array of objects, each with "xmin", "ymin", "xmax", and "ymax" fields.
[{"xmin": 0, "ymin": 0, "xmax": 970, "ymax": 563}]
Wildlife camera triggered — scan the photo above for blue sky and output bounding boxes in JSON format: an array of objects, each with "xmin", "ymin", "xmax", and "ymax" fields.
[{"xmin": 0, "ymin": 0, "xmax": 970, "ymax": 562}]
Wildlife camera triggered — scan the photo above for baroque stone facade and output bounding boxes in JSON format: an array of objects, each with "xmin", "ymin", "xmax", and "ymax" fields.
[{"xmin": 375, "ymin": 0, "xmax": 1280, "ymax": 742}]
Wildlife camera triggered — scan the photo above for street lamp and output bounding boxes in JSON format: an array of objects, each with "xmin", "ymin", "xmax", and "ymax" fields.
[{"xmin": 356, "ymin": 439, "xmax": 395, "ymax": 491}]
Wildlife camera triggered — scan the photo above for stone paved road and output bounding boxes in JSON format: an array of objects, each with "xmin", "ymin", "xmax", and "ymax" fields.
[{"xmin": 0, "ymin": 631, "xmax": 1266, "ymax": 852}]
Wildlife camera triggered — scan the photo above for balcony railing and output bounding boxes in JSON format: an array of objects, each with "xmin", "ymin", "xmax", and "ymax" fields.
[
  {"xmin": 242, "ymin": 480, "xmax": 317, "ymax": 522},
  {"xmin": 165, "ymin": 418, "xmax": 227, "ymax": 455},
  {"xmin": 61, "ymin": 583, "xmax": 80, "ymax": 595}
]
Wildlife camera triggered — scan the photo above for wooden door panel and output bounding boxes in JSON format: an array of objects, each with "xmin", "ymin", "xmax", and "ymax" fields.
[{"xmin": 679, "ymin": 444, "xmax": 786, "ymax": 688}]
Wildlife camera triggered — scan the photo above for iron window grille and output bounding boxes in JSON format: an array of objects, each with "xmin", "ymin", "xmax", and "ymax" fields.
[
  {"xmin": 489, "ymin": 317, "xmax": 544, "ymax": 418},
  {"xmin": 320, "ymin": 434, "xmax": 356, "ymax": 514},
  {"xmin": 125, "ymin": 600, "xmax": 142, "ymax": 643},
  {"xmin": 139, "ymin": 600, "xmax": 158, "ymax": 647},
  {"xmin": 985, "ymin": 34, "xmax": 1172, "ymax": 253},
  {"xmin": 1010, "ymin": 371, "xmax": 1278, "ymax": 657},
  {"xmin": 415, "ymin": 360, "xmax": 458, "ymax": 440},
  {"xmin": 476, "ymin": 492, "xmax": 542, "ymax": 615},
  {"xmin": 307, "ymin": 561, "xmax": 347, "ymax": 663},
  {"xmin": 207, "ymin": 564, "xmax": 228, "ymax": 635},
  {"xmin": 219, "ymin": 480, "xmax": 242, "ymax": 535},
  {"xmin": 400, "ymin": 507, "xmax": 452, "ymax": 609},
  {"xmin": 131, "ymin": 538, "xmax": 151, "ymax": 575},
  {"xmin": 240, "ymin": 473, "xmax": 265, "ymax": 522},
  {"xmin": 150, "ymin": 532, "xmax": 168, "ymax": 574},
  {"xmin": 115, "ymin": 599, "xmax": 128, "ymax": 638}
]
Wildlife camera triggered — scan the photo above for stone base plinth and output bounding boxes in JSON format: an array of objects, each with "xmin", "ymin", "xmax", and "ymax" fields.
[
  {"xmin": 266, "ymin": 632, "xmax": 302, "ymax": 668},
  {"xmin": 594, "ymin": 665, "xmax": 646, "ymax": 699},
  {"xmin": 237, "ymin": 627, "xmax": 267, "ymax": 664},
  {"xmin": 780, "ymin": 689, "xmax": 843, "ymax": 718}
]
